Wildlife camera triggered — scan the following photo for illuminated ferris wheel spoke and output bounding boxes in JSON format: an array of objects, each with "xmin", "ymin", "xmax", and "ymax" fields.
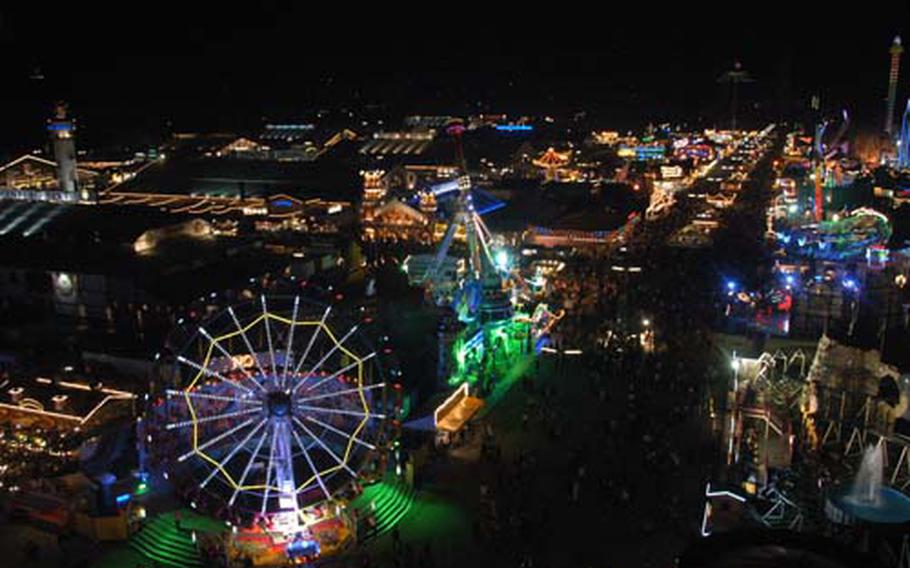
[
  {"xmin": 229, "ymin": 423, "xmax": 270, "ymax": 506},
  {"xmin": 166, "ymin": 298, "xmax": 387, "ymax": 518},
  {"xmin": 473, "ymin": 215, "xmax": 497, "ymax": 268},
  {"xmin": 167, "ymin": 405, "xmax": 263, "ymax": 431},
  {"xmin": 280, "ymin": 296, "xmax": 301, "ymax": 387},
  {"xmin": 296, "ymin": 404, "xmax": 384, "ymax": 421},
  {"xmin": 177, "ymin": 416, "xmax": 258, "ymax": 463},
  {"xmin": 261, "ymin": 422, "xmax": 279, "ymax": 515},
  {"xmin": 260, "ymin": 296, "xmax": 278, "ymax": 381},
  {"xmin": 292, "ymin": 325, "xmax": 359, "ymax": 395},
  {"xmin": 200, "ymin": 418, "xmax": 268, "ymax": 489},
  {"xmin": 292, "ymin": 416, "xmax": 357, "ymax": 478},
  {"xmin": 177, "ymin": 355, "xmax": 253, "ymax": 395},
  {"xmin": 167, "ymin": 389, "xmax": 259, "ymax": 406},
  {"xmin": 296, "ymin": 381, "xmax": 386, "ymax": 405},
  {"xmin": 302, "ymin": 352, "xmax": 376, "ymax": 394},
  {"xmin": 304, "ymin": 414, "xmax": 377, "ymax": 451},
  {"xmin": 289, "ymin": 419, "xmax": 332, "ymax": 500},
  {"xmin": 199, "ymin": 327, "xmax": 266, "ymax": 393},
  {"xmin": 290, "ymin": 306, "xmax": 332, "ymax": 379},
  {"xmin": 227, "ymin": 306, "xmax": 270, "ymax": 384}
]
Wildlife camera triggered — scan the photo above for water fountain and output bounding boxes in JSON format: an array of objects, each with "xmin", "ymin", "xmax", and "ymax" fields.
[
  {"xmin": 825, "ymin": 443, "xmax": 910, "ymax": 525},
  {"xmin": 849, "ymin": 443, "xmax": 884, "ymax": 506}
]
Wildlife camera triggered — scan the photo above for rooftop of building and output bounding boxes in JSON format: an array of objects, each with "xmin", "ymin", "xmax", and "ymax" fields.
[
  {"xmin": 485, "ymin": 181, "xmax": 644, "ymax": 233},
  {"xmin": 112, "ymin": 152, "xmax": 362, "ymax": 202},
  {"xmin": 0, "ymin": 201, "xmax": 297, "ymax": 303},
  {"xmin": 0, "ymin": 375, "xmax": 135, "ymax": 425}
]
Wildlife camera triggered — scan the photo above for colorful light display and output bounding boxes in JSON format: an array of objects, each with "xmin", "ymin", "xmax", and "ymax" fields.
[
  {"xmin": 886, "ymin": 36, "xmax": 904, "ymax": 136},
  {"xmin": 447, "ymin": 315, "xmax": 532, "ymax": 387},
  {"xmin": 162, "ymin": 296, "xmax": 387, "ymax": 529},
  {"xmin": 776, "ymin": 207, "xmax": 891, "ymax": 261}
]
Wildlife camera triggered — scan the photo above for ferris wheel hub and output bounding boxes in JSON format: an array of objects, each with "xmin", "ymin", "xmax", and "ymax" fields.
[{"xmin": 266, "ymin": 389, "xmax": 292, "ymax": 418}]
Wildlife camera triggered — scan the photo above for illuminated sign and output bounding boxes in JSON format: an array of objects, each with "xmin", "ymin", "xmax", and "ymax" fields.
[
  {"xmin": 661, "ymin": 165, "xmax": 683, "ymax": 179},
  {"xmin": 637, "ymin": 146, "xmax": 665, "ymax": 160},
  {"xmin": 592, "ymin": 131, "xmax": 620, "ymax": 145},
  {"xmin": 618, "ymin": 145, "xmax": 665, "ymax": 160},
  {"xmin": 47, "ymin": 121, "xmax": 74, "ymax": 132},
  {"xmin": 230, "ymin": 354, "xmax": 257, "ymax": 370},
  {"xmin": 265, "ymin": 124, "xmax": 315, "ymax": 130},
  {"xmin": 494, "ymin": 124, "xmax": 534, "ymax": 132}
]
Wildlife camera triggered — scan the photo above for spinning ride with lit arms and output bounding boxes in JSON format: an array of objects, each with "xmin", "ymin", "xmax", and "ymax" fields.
[
  {"xmin": 161, "ymin": 296, "xmax": 387, "ymax": 531},
  {"xmin": 422, "ymin": 120, "xmax": 512, "ymax": 324},
  {"xmin": 813, "ymin": 109, "xmax": 850, "ymax": 222},
  {"xmin": 782, "ymin": 207, "xmax": 891, "ymax": 261}
]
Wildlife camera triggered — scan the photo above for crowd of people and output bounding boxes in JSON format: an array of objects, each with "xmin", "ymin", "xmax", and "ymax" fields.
[
  {"xmin": 470, "ymin": 276, "xmax": 718, "ymax": 566},
  {"xmin": 356, "ymin": 155, "xmax": 774, "ymax": 566}
]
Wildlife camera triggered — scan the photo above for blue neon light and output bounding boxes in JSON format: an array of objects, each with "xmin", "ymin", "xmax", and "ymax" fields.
[
  {"xmin": 476, "ymin": 201, "xmax": 506, "ymax": 215},
  {"xmin": 495, "ymin": 124, "xmax": 534, "ymax": 132},
  {"xmin": 116, "ymin": 493, "xmax": 131, "ymax": 505},
  {"xmin": 47, "ymin": 122, "xmax": 73, "ymax": 132},
  {"xmin": 464, "ymin": 330, "xmax": 484, "ymax": 351},
  {"xmin": 431, "ymin": 180, "xmax": 460, "ymax": 196}
]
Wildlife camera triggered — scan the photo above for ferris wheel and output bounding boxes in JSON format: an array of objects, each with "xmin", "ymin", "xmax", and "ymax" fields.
[{"xmin": 161, "ymin": 295, "xmax": 387, "ymax": 528}]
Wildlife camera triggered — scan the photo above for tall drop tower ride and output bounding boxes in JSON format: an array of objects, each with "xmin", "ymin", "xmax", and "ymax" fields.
[
  {"xmin": 47, "ymin": 102, "xmax": 78, "ymax": 193},
  {"xmin": 885, "ymin": 36, "xmax": 903, "ymax": 137}
]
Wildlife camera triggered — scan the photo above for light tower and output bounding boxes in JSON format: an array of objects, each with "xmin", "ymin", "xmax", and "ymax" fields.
[
  {"xmin": 885, "ymin": 36, "xmax": 903, "ymax": 136},
  {"xmin": 717, "ymin": 61, "xmax": 754, "ymax": 130},
  {"xmin": 47, "ymin": 102, "xmax": 78, "ymax": 192}
]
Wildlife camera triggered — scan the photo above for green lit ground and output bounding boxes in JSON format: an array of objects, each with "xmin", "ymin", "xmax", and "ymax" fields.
[
  {"xmin": 339, "ymin": 471, "xmax": 475, "ymax": 567},
  {"xmin": 95, "ymin": 509, "xmax": 225, "ymax": 568},
  {"xmin": 350, "ymin": 475, "xmax": 416, "ymax": 540}
]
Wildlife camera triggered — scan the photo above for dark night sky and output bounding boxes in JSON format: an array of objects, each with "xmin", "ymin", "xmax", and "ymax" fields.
[{"xmin": 0, "ymin": 3, "xmax": 908, "ymax": 154}]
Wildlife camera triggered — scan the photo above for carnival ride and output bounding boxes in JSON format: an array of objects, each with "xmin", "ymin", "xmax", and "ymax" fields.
[
  {"xmin": 532, "ymin": 147, "xmax": 572, "ymax": 182},
  {"xmin": 899, "ymin": 98, "xmax": 910, "ymax": 171},
  {"xmin": 420, "ymin": 120, "xmax": 513, "ymax": 326},
  {"xmin": 723, "ymin": 280, "xmax": 793, "ymax": 336},
  {"xmin": 158, "ymin": 296, "xmax": 390, "ymax": 561},
  {"xmin": 776, "ymin": 207, "xmax": 892, "ymax": 261},
  {"xmin": 417, "ymin": 120, "xmax": 548, "ymax": 390},
  {"xmin": 812, "ymin": 110, "xmax": 850, "ymax": 222},
  {"xmin": 421, "ymin": 184, "xmax": 512, "ymax": 324}
]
